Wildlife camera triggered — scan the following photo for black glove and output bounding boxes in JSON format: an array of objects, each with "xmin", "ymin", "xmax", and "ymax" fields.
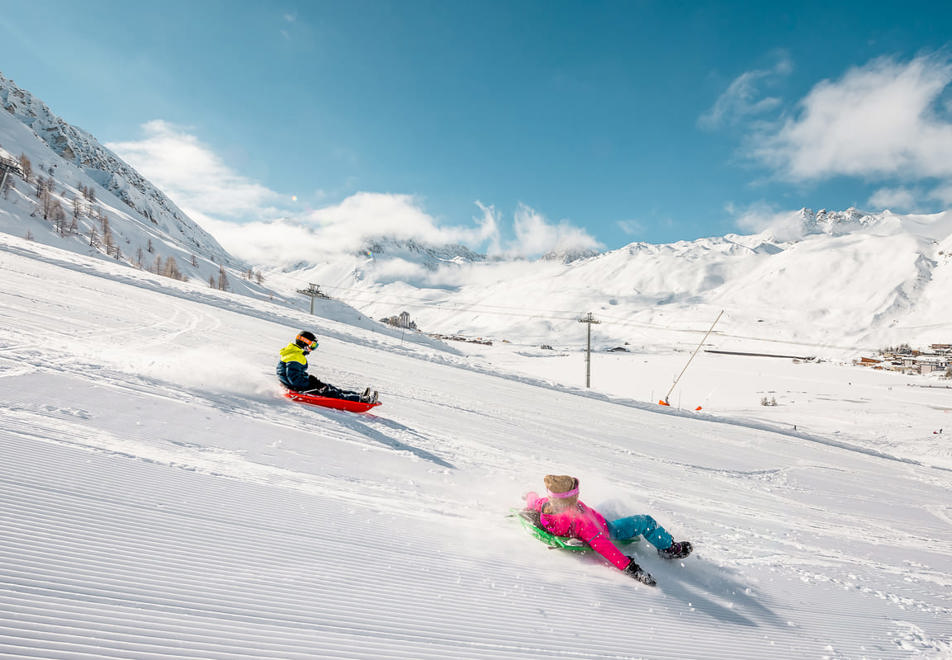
[{"xmin": 623, "ymin": 557, "xmax": 656, "ymax": 586}]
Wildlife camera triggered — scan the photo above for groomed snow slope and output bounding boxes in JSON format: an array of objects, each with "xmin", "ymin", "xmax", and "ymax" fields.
[{"xmin": 1, "ymin": 236, "xmax": 950, "ymax": 659}]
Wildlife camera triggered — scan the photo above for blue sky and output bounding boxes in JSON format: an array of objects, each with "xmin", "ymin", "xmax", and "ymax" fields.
[{"xmin": 2, "ymin": 0, "xmax": 952, "ymax": 260}]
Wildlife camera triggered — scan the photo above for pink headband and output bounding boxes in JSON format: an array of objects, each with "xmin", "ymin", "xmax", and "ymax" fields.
[{"xmin": 547, "ymin": 485, "xmax": 579, "ymax": 499}]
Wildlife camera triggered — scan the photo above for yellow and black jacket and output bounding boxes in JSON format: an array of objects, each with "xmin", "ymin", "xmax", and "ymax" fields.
[{"xmin": 276, "ymin": 342, "xmax": 310, "ymax": 390}]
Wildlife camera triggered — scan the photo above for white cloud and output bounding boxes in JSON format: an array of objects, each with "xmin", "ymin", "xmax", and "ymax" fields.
[
  {"xmin": 200, "ymin": 197, "xmax": 600, "ymax": 266},
  {"xmin": 868, "ymin": 187, "xmax": 918, "ymax": 211},
  {"xmin": 473, "ymin": 202, "xmax": 502, "ymax": 255},
  {"xmin": 617, "ymin": 219, "xmax": 646, "ymax": 236},
  {"xmin": 108, "ymin": 122, "xmax": 601, "ymax": 265},
  {"xmin": 729, "ymin": 202, "xmax": 806, "ymax": 242},
  {"xmin": 507, "ymin": 203, "xmax": 602, "ymax": 257},
  {"xmin": 107, "ymin": 120, "xmax": 281, "ymax": 219},
  {"xmin": 699, "ymin": 53, "xmax": 792, "ymax": 129},
  {"xmin": 932, "ymin": 183, "xmax": 952, "ymax": 206},
  {"xmin": 302, "ymin": 192, "xmax": 508, "ymax": 253},
  {"xmin": 185, "ymin": 193, "xmax": 473, "ymax": 265},
  {"xmin": 195, "ymin": 216, "xmax": 324, "ymax": 265},
  {"xmin": 751, "ymin": 54, "xmax": 952, "ymax": 182}
]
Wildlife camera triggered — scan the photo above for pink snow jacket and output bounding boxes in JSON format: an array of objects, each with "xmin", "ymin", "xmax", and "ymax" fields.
[{"xmin": 524, "ymin": 492, "xmax": 630, "ymax": 570}]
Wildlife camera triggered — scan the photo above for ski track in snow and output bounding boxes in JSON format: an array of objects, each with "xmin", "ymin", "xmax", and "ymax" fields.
[{"xmin": 1, "ymin": 238, "xmax": 951, "ymax": 658}]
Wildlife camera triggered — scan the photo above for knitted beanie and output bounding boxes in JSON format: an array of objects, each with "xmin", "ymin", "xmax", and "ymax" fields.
[{"xmin": 544, "ymin": 474, "xmax": 578, "ymax": 496}]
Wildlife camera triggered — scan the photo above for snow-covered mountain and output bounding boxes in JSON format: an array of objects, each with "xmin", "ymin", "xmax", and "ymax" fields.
[
  {"xmin": 264, "ymin": 207, "xmax": 952, "ymax": 356},
  {"xmin": 1, "ymin": 71, "xmax": 950, "ymax": 660},
  {"xmin": 360, "ymin": 236, "xmax": 485, "ymax": 273},
  {"xmin": 2, "ymin": 229, "xmax": 951, "ymax": 659},
  {"xmin": 3, "ymin": 70, "xmax": 951, "ymax": 357},
  {"xmin": 0, "ymin": 71, "xmax": 265, "ymax": 296}
]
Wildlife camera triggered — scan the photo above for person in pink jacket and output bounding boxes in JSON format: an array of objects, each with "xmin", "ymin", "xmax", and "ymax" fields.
[{"xmin": 522, "ymin": 474, "xmax": 692, "ymax": 586}]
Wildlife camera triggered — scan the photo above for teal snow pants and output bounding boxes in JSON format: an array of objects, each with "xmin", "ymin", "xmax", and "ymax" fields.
[{"xmin": 606, "ymin": 515, "xmax": 673, "ymax": 550}]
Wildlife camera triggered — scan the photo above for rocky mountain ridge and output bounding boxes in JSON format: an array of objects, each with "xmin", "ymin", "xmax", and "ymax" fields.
[{"xmin": 0, "ymin": 71, "xmax": 237, "ymax": 267}]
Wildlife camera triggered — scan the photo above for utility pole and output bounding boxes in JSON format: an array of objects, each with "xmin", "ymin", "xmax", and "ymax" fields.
[
  {"xmin": 578, "ymin": 312, "xmax": 601, "ymax": 388},
  {"xmin": 297, "ymin": 283, "xmax": 327, "ymax": 315}
]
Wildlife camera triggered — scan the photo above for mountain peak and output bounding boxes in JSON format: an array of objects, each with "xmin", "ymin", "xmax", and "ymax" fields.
[
  {"xmin": 361, "ymin": 236, "xmax": 484, "ymax": 270},
  {"xmin": 0, "ymin": 71, "xmax": 279, "ymax": 298},
  {"xmin": 0, "ymin": 71, "xmax": 235, "ymax": 266},
  {"xmin": 797, "ymin": 207, "xmax": 879, "ymax": 235}
]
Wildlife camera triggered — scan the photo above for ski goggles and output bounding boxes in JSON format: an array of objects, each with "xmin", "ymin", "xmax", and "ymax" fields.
[{"xmin": 297, "ymin": 335, "xmax": 319, "ymax": 350}]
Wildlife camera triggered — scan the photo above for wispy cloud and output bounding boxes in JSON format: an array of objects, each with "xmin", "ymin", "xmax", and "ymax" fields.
[
  {"xmin": 509, "ymin": 204, "xmax": 602, "ymax": 257},
  {"xmin": 698, "ymin": 52, "xmax": 792, "ymax": 130},
  {"xmin": 301, "ymin": 192, "xmax": 491, "ymax": 252},
  {"xmin": 728, "ymin": 202, "xmax": 807, "ymax": 242},
  {"xmin": 617, "ymin": 218, "xmax": 646, "ymax": 236},
  {"xmin": 107, "ymin": 120, "xmax": 282, "ymax": 219},
  {"xmin": 868, "ymin": 186, "xmax": 919, "ymax": 211},
  {"xmin": 931, "ymin": 182, "xmax": 952, "ymax": 206},
  {"xmin": 108, "ymin": 122, "xmax": 600, "ymax": 265},
  {"xmin": 213, "ymin": 196, "xmax": 601, "ymax": 265},
  {"xmin": 750, "ymin": 54, "xmax": 952, "ymax": 190}
]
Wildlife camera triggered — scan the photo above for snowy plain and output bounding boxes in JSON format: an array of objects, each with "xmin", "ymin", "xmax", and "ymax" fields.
[{"xmin": 1, "ymin": 234, "xmax": 951, "ymax": 659}]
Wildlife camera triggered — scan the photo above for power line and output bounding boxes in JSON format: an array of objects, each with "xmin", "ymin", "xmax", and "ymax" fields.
[{"xmin": 271, "ymin": 271, "xmax": 887, "ymax": 354}]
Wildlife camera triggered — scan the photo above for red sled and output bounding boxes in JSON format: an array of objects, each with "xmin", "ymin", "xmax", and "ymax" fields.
[{"xmin": 284, "ymin": 390, "xmax": 382, "ymax": 413}]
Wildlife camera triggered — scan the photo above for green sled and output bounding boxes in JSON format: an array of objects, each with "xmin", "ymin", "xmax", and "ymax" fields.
[{"xmin": 511, "ymin": 508, "xmax": 635, "ymax": 553}]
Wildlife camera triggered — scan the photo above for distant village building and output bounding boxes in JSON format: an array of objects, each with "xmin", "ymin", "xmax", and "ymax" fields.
[
  {"xmin": 381, "ymin": 311, "xmax": 417, "ymax": 330},
  {"xmin": 426, "ymin": 332, "xmax": 493, "ymax": 346},
  {"xmin": 854, "ymin": 344, "xmax": 951, "ymax": 376}
]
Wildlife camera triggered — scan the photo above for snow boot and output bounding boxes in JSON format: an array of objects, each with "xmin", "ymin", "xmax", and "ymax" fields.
[
  {"xmin": 658, "ymin": 541, "xmax": 692, "ymax": 560},
  {"xmin": 623, "ymin": 558, "xmax": 656, "ymax": 586}
]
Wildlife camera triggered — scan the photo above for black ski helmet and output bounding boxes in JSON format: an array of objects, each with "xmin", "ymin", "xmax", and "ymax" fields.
[{"xmin": 295, "ymin": 330, "xmax": 318, "ymax": 350}]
